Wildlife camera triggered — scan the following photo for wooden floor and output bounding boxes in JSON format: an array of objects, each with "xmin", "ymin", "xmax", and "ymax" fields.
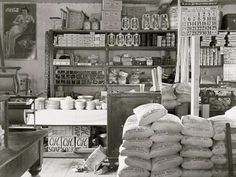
[{"xmin": 22, "ymin": 158, "xmax": 117, "ymax": 177}]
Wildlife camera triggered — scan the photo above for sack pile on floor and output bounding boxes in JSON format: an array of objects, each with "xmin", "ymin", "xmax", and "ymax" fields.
[
  {"xmin": 208, "ymin": 115, "xmax": 236, "ymax": 177},
  {"xmin": 117, "ymin": 103, "xmax": 236, "ymax": 177},
  {"xmin": 180, "ymin": 115, "xmax": 214, "ymax": 177},
  {"xmin": 117, "ymin": 103, "xmax": 183, "ymax": 177}
]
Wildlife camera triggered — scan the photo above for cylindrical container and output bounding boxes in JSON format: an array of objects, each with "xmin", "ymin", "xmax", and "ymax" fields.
[
  {"xmin": 151, "ymin": 14, "xmax": 160, "ymax": 30},
  {"xmin": 142, "ymin": 14, "xmax": 151, "ymax": 30},
  {"xmin": 122, "ymin": 17, "xmax": 130, "ymax": 30},
  {"xmin": 125, "ymin": 33, "xmax": 133, "ymax": 46},
  {"xmin": 116, "ymin": 33, "xmax": 125, "ymax": 46},
  {"xmin": 107, "ymin": 33, "xmax": 116, "ymax": 46},
  {"xmin": 133, "ymin": 33, "xmax": 140, "ymax": 46},
  {"xmin": 130, "ymin": 16, "xmax": 139, "ymax": 30},
  {"xmin": 91, "ymin": 20, "xmax": 99, "ymax": 30},
  {"xmin": 83, "ymin": 20, "xmax": 91, "ymax": 30}
]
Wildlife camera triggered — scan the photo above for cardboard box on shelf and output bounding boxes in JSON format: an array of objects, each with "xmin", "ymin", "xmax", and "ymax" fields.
[
  {"xmin": 122, "ymin": 6, "xmax": 146, "ymax": 18},
  {"xmin": 102, "ymin": 11, "xmax": 121, "ymax": 22},
  {"xmin": 102, "ymin": 0, "xmax": 122, "ymax": 11},
  {"xmin": 101, "ymin": 21, "xmax": 121, "ymax": 30}
]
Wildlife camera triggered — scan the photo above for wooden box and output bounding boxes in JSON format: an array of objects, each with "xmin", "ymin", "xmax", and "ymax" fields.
[
  {"xmin": 102, "ymin": 0, "xmax": 122, "ymax": 11},
  {"xmin": 107, "ymin": 92, "xmax": 161, "ymax": 164}
]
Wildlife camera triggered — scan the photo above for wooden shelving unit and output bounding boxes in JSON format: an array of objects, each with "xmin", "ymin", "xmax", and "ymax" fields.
[{"xmin": 47, "ymin": 29, "xmax": 177, "ymax": 97}]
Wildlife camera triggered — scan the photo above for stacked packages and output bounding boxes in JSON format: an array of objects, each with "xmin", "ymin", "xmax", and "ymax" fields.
[
  {"xmin": 180, "ymin": 115, "xmax": 214, "ymax": 177},
  {"xmin": 117, "ymin": 103, "xmax": 183, "ymax": 177},
  {"xmin": 0, "ymin": 125, "xmax": 4, "ymax": 150},
  {"xmin": 208, "ymin": 115, "xmax": 235, "ymax": 177}
]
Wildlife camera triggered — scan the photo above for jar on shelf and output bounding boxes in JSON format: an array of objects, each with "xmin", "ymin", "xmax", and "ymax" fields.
[
  {"xmin": 151, "ymin": 14, "xmax": 160, "ymax": 30},
  {"xmin": 142, "ymin": 14, "xmax": 151, "ymax": 30},
  {"xmin": 160, "ymin": 14, "xmax": 169, "ymax": 30},
  {"xmin": 133, "ymin": 33, "xmax": 140, "ymax": 46},
  {"xmin": 108, "ymin": 33, "xmax": 116, "ymax": 46},
  {"xmin": 122, "ymin": 16, "xmax": 130, "ymax": 30},
  {"xmin": 125, "ymin": 33, "xmax": 133, "ymax": 47},
  {"xmin": 130, "ymin": 16, "xmax": 139, "ymax": 30},
  {"xmin": 116, "ymin": 33, "xmax": 125, "ymax": 46}
]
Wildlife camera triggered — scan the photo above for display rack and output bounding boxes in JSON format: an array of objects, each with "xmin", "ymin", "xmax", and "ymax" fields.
[{"xmin": 46, "ymin": 29, "xmax": 177, "ymax": 97}]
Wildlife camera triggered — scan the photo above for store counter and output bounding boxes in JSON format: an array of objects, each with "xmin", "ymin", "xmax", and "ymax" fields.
[
  {"xmin": 0, "ymin": 129, "xmax": 47, "ymax": 177},
  {"xmin": 25, "ymin": 109, "xmax": 107, "ymax": 126}
]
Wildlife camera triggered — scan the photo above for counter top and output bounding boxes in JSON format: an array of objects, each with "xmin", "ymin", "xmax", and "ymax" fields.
[{"xmin": 25, "ymin": 109, "xmax": 107, "ymax": 126}]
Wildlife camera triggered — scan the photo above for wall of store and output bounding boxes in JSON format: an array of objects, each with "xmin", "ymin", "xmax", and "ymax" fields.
[
  {"xmin": 0, "ymin": 2, "xmax": 157, "ymax": 95},
  {"xmin": 0, "ymin": 2, "xmax": 235, "ymax": 94}
]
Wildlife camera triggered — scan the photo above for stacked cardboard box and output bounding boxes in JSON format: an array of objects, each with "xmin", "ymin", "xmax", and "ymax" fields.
[
  {"xmin": 101, "ymin": 0, "xmax": 122, "ymax": 30},
  {"xmin": 47, "ymin": 125, "xmax": 90, "ymax": 152}
]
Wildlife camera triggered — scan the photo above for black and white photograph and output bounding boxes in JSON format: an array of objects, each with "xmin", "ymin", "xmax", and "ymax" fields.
[{"xmin": 0, "ymin": 0, "xmax": 236, "ymax": 177}]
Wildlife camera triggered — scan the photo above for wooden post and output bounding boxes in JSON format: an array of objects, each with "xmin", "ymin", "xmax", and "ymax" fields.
[{"xmin": 190, "ymin": 36, "xmax": 200, "ymax": 116}]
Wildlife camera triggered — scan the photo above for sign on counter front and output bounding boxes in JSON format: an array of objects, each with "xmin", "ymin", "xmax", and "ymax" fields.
[{"xmin": 180, "ymin": 2, "xmax": 219, "ymax": 37}]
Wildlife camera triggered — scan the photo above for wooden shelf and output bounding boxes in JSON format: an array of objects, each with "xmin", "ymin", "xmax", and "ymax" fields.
[
  {"xmin": 200, "ymin": 65, "xmax": 223, "ymax": 68},
  {"xmin": 54, "ymin": 65, "xmax": 106, "ymax": 68},
  {"xmin": 108, "ymin": 65, "xmax": 176, "ymax": 68},
  {"xmin": 51, "ymin": 29, "xmax": 177, "ymax": 34},
  {"xmin": 108, "ymin": 46, "xmax": 177, "ymax": 51},
  {"xmin": 107, "ymin": 83, "xmax": 152, "ymax": 87},
  {"xmin": 54, "ymin": 84, "xmax": 106, "ymax": 86},
  {"xmin": 53, "ymin": 46, "xmax": 106, "ymax": 50}
]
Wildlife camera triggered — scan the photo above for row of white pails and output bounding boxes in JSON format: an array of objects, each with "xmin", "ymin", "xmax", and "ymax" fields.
[{"xmin": 34, "ymin": 97, "xmax": 107, "ymax": 110}]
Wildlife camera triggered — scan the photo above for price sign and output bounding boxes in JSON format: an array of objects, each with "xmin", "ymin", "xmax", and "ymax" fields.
[{"xmin": 181, "ymin": 4, "xmax": 219, "ymax": 36}]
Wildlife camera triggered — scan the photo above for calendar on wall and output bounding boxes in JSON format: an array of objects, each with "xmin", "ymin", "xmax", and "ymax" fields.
[{"xmin": 180, "ymin": 4, "xmax": 219, "ymax": 37}]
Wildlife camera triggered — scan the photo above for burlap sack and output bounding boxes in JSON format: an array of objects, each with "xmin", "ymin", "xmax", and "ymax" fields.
[
  {"xmin": 119, "ymin": 156, "xmax": 151, "ymax": 170},
  {"xmin": 122, "ymin": 138, "xmax": 153, "ymax": 148},
  {"xmin": 182, "ymin": 158, "xmax": 213, "ymax": 170},
  {"xmin": 181, "ymin": 135, "xmax": 213, "ymax": 147},
  {"xmin": 151, "ymin": 168, "xmax": 182, "ymax": 177},
  {"xmin": 150, "ymin": 142, "xmax": 182, "ymax": 158},
  {"xmin": 133, "ymin": 103, "xmax": 168, "ymax": 126},
  {"xmin": 123, "ymin": 115, "xmax": 154, "ymax": 140},
  {"xmin": 151, "ymin": 131, "xmax": 183, "ymax": 143},
  {"xmin": 152, "ymin": 155, "xmax": 183, "ymax": 172},
  {"xmin": 119, "ymin": 146, "xmax": 150, "ymax": 160},
  {"xmin": 182, "ymin": 169, "xmax": 212, "ymax": 177},
  {"xmin": 180, "ymin": 145, "xmax": 213, "ymax": 158},
  {"xmin": 151, "ymin": 114, "xmax": 183, "ymax": 132}
]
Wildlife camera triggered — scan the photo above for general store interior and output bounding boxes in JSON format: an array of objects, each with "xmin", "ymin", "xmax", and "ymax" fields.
[{"xmin": 1, "ymin": 0, "xmax": 236, "ymax": 177}]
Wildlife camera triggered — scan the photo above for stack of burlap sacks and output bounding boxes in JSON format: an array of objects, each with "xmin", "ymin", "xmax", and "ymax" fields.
[
  {"xmin": 117, "ymin": 103, "xmax": 183, "ymax": 177},
  {"xmin": 208, "ymin": 114, "xmax": 236, "ymax": 177},
  {"xmin": 180, "ymin": 115, "xmax": 214, "ymax": 177},
  {"xmin": 117, "ymin": 102, "xmax": 236, "ymax": 177}
]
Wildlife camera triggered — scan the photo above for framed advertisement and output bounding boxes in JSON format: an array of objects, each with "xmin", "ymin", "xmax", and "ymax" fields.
[{"xmin": 3, "ymin": 3, "xmax": 36, "ymax": 60}]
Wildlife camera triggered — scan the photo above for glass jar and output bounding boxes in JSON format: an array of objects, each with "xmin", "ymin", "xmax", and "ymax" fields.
[
  {"xmin": 122, "ymin": 17, "xmax": 130, "ymax": 30},
  {"xmin": 133, "ymin": 33, "xmax": 140, "ymax": 46},
  {"xmin": 151, "ymin": 14, "xmax": 160, "ymax": 30},
  {"xmin": 107, "ymin": 33, "xmax": 116, "ymax": 46},
  {"xmin": 160, "ymin": 14, "xmax": 169, "ymax": 30},
  {"xmin": 142, "ymin": 14, "xmax": 151, "ymax": 30},
  {"xmin": 125, "ymin": 33, "xmax": 133, "ymax": 47},
  {"xmin": 130, "ymin": 16, "xmax": 139, "ymax": 30},
  {"xmin": 116, "ymin": 33, "xmax": 125, "ymax": 46}
]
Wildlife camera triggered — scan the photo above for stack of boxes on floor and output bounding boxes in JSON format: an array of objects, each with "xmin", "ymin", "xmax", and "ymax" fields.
[
  {"xmin": 117, "ymin": 103, "xmax": 183, "ymax": 177},
  {"xmin": 180, "ymin": 115, "xmax": 214, "ymax": 177},
  {"xmin": 101, "ymin": 0, "xmax": 122, "ymax": 30},
  {"xmin": 0, "ymin": 125, "xmax": 4, "ymax": 150}
]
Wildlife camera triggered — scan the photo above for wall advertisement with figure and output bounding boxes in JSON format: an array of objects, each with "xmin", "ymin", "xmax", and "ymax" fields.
[{"xmin": 3, "ymin": 3, "xmax": 36, "ymax": 60}]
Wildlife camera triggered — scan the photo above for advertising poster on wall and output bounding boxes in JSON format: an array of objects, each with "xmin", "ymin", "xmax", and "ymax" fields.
[{"xmin": 3, "ymin": 3, "xmax": 36, "ymax": 60}]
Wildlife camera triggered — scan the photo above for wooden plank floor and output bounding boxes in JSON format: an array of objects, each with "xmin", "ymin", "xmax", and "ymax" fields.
[{"xmin": 21, "ymin": 158, "xmax": 117, "ymax": 177}]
